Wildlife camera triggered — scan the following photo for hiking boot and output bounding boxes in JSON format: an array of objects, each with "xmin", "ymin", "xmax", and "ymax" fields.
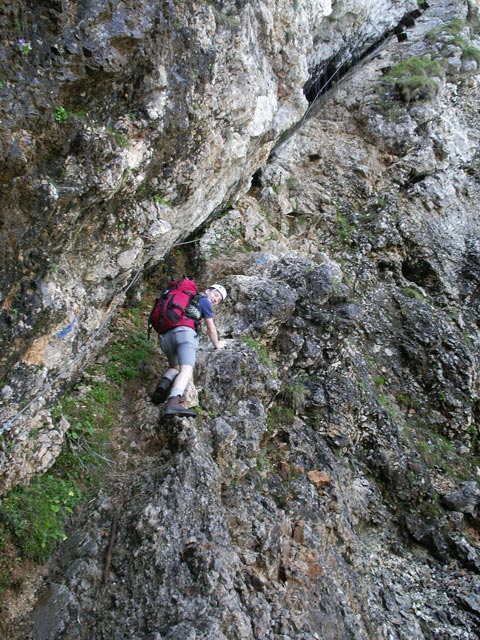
[
  {"xmin": 151, "ymin": 377, "xmax": 172, "ymax": 405},
  {"xmin": 164, "ymin": 394, "xmax": 197, "ymax": 417}
]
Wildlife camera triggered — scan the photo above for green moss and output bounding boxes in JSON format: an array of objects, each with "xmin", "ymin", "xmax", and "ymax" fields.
[{"xmin": 402, "ymin": 287, "xmax": 425, "ymax": 301}]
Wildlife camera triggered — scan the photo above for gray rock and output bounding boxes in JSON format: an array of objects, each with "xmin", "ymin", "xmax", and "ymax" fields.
[
  {"xmin": 442, "ymin": 482, "xmax": 480, "ymax": 516},
  {"xmin": 32, "ymin": 584, "xmax": 74, "ymax": 640}
]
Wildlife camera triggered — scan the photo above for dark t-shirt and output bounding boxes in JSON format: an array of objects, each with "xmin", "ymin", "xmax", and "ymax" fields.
[{"xmin": 199, "ymin": 296, "xmax": 213, "ymax": 320}]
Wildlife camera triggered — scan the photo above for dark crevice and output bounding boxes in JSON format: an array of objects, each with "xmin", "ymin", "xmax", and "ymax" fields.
[
  {"xmin": 407, "ymin": 172, "xmax": 428, "ymax": 186},
  {"xmin": 303, "ymin": 3, "xmax": 430, "ymax": 104},
  {"xmin": 402, "ymin": 257, "xmax": 440, "ymax": 290},
  {"xmin": 251, "ymin": 168, "xmax": 263, "ymax": 189}
]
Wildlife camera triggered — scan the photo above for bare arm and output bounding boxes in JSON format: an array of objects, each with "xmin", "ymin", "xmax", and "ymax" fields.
[{"xmin": 205, "ymin": 317, "xmax": 221, "ymax": 349}]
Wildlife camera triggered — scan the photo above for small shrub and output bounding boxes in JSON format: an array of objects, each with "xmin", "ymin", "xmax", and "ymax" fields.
[
  {"xmin": 452, "ymin": 37, "xmax": 480, "ymax": 63},
  {"xmin": 382, "ymin": 56, "xmax": 443, "ymax": 103},
  {"xmin": 279, "ymin": 381, "xmax": 306, "ymax": 411}
]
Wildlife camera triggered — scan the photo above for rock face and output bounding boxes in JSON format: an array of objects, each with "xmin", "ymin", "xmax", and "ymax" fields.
[
  {"xmin": 0, "ymin": 0, "xmax": 416, "ymax": 491},
  {"xmin": 3, "ymin": 0, "xmax": 480, "ymax": 637}
]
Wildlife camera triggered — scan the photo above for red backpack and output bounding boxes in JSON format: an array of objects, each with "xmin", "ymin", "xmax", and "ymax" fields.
[{"xmin": 148, "ymin": 277, "xmax": 199, "ymax": 336}]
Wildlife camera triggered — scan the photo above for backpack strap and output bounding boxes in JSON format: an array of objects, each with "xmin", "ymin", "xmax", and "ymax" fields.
[{"xmin": 147, "ymin": 297, "xmax": 160, "ymax": 340}]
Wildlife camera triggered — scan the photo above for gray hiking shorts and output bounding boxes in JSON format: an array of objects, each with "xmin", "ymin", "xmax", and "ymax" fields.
[{"xmin": 160, "ymin": 326, "xmax": 199, "ymax": 367}]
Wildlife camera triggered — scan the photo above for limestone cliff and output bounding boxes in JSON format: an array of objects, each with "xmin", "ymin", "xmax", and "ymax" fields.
[
  {"xmin": 2, "ymin": 0, "xmax": 480, "ymax": 638},
  {"xmin": 0, "ymin": 0, "xmax": 415, "ymax": 490}
]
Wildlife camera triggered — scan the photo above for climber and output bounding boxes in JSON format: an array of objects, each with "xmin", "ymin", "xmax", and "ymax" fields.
[{"xmin": 151, "ymin": 283, "xmax": 227, "ymax": 417}]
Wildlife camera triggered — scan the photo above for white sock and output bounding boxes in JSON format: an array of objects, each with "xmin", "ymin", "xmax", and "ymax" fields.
[{"xmin": 168, "ymin": 386, "xmax": 184, "ymax": 399}]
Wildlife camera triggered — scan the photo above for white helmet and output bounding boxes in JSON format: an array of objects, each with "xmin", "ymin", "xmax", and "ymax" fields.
[{"xmin": 209, "ymin": 284, "xmax": 227, "ymax": 301}]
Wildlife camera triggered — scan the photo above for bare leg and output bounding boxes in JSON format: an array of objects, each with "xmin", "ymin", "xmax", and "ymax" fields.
[{"xmin": 168, "ymin": 364, "xmax": 193, "ymax": 398}]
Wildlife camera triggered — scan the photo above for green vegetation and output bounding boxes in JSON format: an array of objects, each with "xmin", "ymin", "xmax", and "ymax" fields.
[
  {"xmin": 382, "ymin": 56, "xmax": 443, "ymax": 103},
  {"xmin": 0, "ymin": 475, "xmax": 81, "ymax": 564},
  {"xmin": 402, "ymin": 287, "xmax": 426, "ymax": 301},
  {"xmin": 209, "ymin": 6, "xmax": 239, "ymax": 27},
  {"xmin": 426, "ymin": 19, "xmax": 480, "ymax": 63},
  {"xmin": 403, "ymin": 423, "xmax": 458, "ymax": 475},
  {"xmin": 153, "ymin": 194, "xmax": 174, "ymax": 206},
  {"xmin": 0, "ymin": 374, "xmax": 118, "ymax": 580},
  {"xmin": 114, "ymin": 131, "xmax": 129, "ymax": 147},
  {"xmin": 335, "ymin": 211, "xmax": 355, "ymax": 246},
  {"xmin": 278, "ymin": 380, "xmax": 306, "ymax": 412},
  {"xmin": 70, "ymin": 109, "xmax": 87, "ymax": 121},
  {"xmin": 266, "ymin": 405, "xmax": 295, "ymax": 433},
  {"xmin": 17, "ymin": 38, "xmax": 31, "ymax": 55},
  {"xmin": 54, "ymin": 106, "xmax": 69, "ymax": 124},
  {"xmin": 105, "ymin": 331, "xmax": 155, "ymax": 382},
  {"xmin": 425, "ymin": 18, "xmax": 465, "ymax": 44},
  {"xmin": 0, "ymin": 305, "xmax": 155, "ymax": 595},
  {"xmin": 106, "ymin": 127, "xmax": 129, "ymax": 148},
  {"xmin": 452, "ymin": 38, "xmax": 480, "ymax": 63},
  {"xmin": 256, "ymin": 449, "xmax": 273, "ymax": 472},
  {"xmin": 241, "ymin": 337, "xmax": 276, "ymax": 374},
  {"xmin": 285, "ymin": 176, "xmax": 297, "ymax": 190}
]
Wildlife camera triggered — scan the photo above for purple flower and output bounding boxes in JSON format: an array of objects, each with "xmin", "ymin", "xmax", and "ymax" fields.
[{"xmin": 18, "ymin": 38, "xmax": 32, "ymax": 54}]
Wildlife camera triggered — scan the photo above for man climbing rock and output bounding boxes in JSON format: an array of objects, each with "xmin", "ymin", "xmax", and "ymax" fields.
[{"xmin": 151, "ymin": 283, "xmax": 227, "ymax": 417}]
